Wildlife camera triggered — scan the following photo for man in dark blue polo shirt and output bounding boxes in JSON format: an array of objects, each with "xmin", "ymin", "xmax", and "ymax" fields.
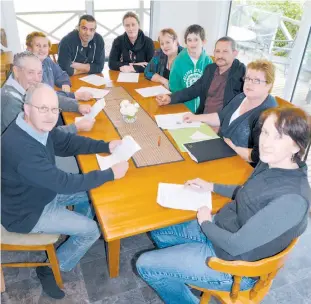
[{"xmin": 1, "ymin": 83, "xmax": 128, "ymax": 299}]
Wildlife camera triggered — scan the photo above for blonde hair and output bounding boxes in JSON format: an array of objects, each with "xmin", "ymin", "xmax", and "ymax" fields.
[
  {"xmin": 158, "ymin": 28, "xmax": 178, "ymax": 43},
  {"xmin": 26, "ymin": 31, "xmax": 51, "ymax": 49},
  {"xmin": 247, "ymin": 59, "xmax": 275, "ymax": 93}
]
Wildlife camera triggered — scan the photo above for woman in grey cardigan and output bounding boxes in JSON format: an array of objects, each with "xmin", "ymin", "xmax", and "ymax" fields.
[
  {"xmin": 183, "ymin": 59, "xmax": 277, "ymax": 165},
  {"xmin": 137, "ymin": 107, "xmax": 311, "ymax": 304}
]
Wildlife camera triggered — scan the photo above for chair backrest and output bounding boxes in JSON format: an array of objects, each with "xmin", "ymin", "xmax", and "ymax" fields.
[
  {"xmin": 0, "ymin": 51, "xmax": 13, "ymax": 87},
  {"xmin": 49, "ymin": 43, "xmax": 59, "ymax": 63},
  {"xmin": 275, "ymin": 96, "xmax": 296, "ymax": 108},
  {"xmin": 207, "ymin": 238, "xmax": 298, "ymax": 301},
  {"xmin": 153, "ymin": 40, "xmax": 160, "ymax": 50}
]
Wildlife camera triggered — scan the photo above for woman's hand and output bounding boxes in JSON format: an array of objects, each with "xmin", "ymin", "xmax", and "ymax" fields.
[
  {"xmin": 197, "ymin": 206, "xmax": 212, "ymax": 225},
  {"xmin": 183, "ymin": 113, "xmax": 198, "ymax": 123},
  {"xmin": 132, "ymin": 62, "xmax": 148, "ymax": 67},
  {"xmin": 184, "ymin": 178, "xmax": 214, "ymax": 192},
  {"xmin": 120, "ymin": 65, "xmax": 136, "ymax": 73},
  {"xmin": 224, "ymin": 137, "xmax": 236, "ymax": 151}
]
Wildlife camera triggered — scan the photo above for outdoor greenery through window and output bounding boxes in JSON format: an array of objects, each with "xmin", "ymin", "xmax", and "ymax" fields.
[{"xmin": 227, "ymin": 0, "xmax": 306, "ymax": 98}]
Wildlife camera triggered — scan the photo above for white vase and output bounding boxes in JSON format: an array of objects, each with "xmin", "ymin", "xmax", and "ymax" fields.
[{"xmin": 122, "ymin": 115, "xmax": 137, "ymax": 123}]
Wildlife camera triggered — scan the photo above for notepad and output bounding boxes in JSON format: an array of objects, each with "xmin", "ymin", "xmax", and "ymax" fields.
[
  {"xmin": 183, "ymin": 138, "xmax": 237, "ymax": 163},
  {"xmin": 190, "ymin": 131, "xmax": 214, "ymax": 140},
  {"xmin": 79, "ymin": 74, "xmax": 106, "ymax": 86},
  {"xmin": 75, "ymin": 87, "xmax": 110, "ymax": 99},
  {"xmin": 75, "ymin": 98, "xmax": 106, "ymax": 123},
  {"xmin": 155, "ymin": 112, "xmax": 201, "ymax": 130},
  {"xmin": 117, "ymin": 72, "xmax": 139, "ymax": 83},
  {"xmin": 136, "ymin": 85, "xmax": 171, "ymax": 97},
  {"xmin": 157, "ymin": 183, "xmax": 212, "ymax": 211},
  {"xmin": 96, "ymin": 136, "xmax": 141, "ymax": 170}
]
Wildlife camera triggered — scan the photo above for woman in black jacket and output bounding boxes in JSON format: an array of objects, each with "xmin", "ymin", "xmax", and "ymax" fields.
[{"xmin": 108, "ymin": 11, "xmax": 154, "ymax": 73}]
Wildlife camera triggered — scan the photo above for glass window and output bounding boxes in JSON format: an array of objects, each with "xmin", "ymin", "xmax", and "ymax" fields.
[
  {"xmin": 93, "ymin": 0, "xmax": 151, "ymax": 57},
  {"xmin": 291, "ymin": 27, "xmax": 311, "ymax": 107},
  {"xmin": 14, "ymin": 0, "xmax": 86, "ymax": 49},
  {"xmin": 227, "ymin": 1, "xmax": 304, "ymax": 98}
]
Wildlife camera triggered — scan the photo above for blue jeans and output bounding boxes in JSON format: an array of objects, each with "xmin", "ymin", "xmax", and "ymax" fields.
[
  {"xmin": 30, "ymin": 192, "xmax": 100, "ymax": 272},
  {"xmin": 136, "ymin": 220, "xmax": 256, "ymax": 304}
]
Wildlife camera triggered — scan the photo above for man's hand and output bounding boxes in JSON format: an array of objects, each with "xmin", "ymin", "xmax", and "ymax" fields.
[
  {"xmin": 78, "ymin": 104, "xmax": 92, "ymax": 115},
  {"xmin": 156, "ymin": 94, "xmax": 171, "ymax": 106},
  {"xmin": 62, "ymin": 84, "xmax": 71, "ymax": 93},
  {"xmin": 197, "ymin": 206, "xmax": 212, "ymax": 225},
  {"xmin": 111, "ymin": 161, "xmax": 129, "ymax": 179},
  {"xmin": 75, "ymin": 91, "xmax": 93, "ymax": 101},
  {"xmin": 185, "ymin": 178, "xmax": 214, "ymax": 192},
  {"xmin": 75, "ymin": 118, "xmax": 95, "ymax": 132},
  {"xmin": 120, "ymin": 65, "xmax": 136, "ymax": 73},
  {"xmin": 109, "ymin": 140, "xmax": 122, "ymax": 153}
]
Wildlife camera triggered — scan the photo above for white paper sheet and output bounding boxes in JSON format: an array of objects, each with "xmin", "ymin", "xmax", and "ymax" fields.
[
  {"xmin": 136, "ymin": 85, "xmax": 171, "ymax": 97},
  {"xmin": 75, "ymin": 87, "xmax": 110, "ymax": 99},
  {"xmin": 117, "ymin": 72, "xmax": 139, "ymax": 83},
  {"xmin": 75, "ymin": 98, "xmax": 106, "ymax": 122},
  {"xmin": 155, "ymin": 112, "xmax": 201, "ymax": 130},
  {"xmin": 190, "ymin": 131, "xmax": 213, "ymax": 140},
  {"xmin": 157, "ymin": 183, "xmax": 212, "ymax": 211},
  {"xmin": 96, "ymin": 136, "xmax": 141, "ymax": 170},
  {"xmin": 79, "ymin": 74, "xmax": 106, "ymax": 86}
]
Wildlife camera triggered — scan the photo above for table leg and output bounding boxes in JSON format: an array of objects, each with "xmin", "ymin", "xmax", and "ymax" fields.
[{"xmin": 107, "ymin": 239, "xmax": 120, "ymax": 278}]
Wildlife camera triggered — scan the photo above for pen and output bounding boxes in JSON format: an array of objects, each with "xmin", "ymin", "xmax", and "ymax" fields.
[{"xmin": 158, "ymin": 136, "xmax": 161, "ymax": 147}]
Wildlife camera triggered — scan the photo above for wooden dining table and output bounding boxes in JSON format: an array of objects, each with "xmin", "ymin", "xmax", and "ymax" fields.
[{"xmin": 62, "ymin": 69, "xmax": 253, "ymax": 278}]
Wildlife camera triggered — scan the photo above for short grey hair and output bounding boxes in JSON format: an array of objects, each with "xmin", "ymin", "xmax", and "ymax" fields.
[
  {"xmin": 215, "ymin": 36, "xmax": 237, "ymax": 51},
  {"xmin": 24, "ymin": 83, "xmax": 54, "ymax": 105},
  {"xmin": 13, "ymin": 51, "xmax": 40, "ymax": 68}
]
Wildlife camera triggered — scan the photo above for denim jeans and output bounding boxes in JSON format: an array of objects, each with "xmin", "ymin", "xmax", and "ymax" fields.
[
  {"xmin": 136, "ymin": 220, "xmax": 256, "ymax": 304},
  {"xmin": 30, "ymin": 192, "xmax": 100, "ymax": 272}
]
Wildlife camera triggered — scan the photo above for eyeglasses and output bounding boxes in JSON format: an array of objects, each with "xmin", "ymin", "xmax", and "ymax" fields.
[
  {"xmin": 243, "ymin": 76, "xmax": 267, "ymax": 85},
  {"xmin": 29, "ymin": 104, "xmax": 62, "ymax": 114}
]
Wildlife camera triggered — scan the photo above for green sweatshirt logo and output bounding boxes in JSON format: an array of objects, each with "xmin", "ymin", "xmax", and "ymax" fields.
[{"xmin": 183, "ymin": 68, "xmax": 204, "ymax": 88}]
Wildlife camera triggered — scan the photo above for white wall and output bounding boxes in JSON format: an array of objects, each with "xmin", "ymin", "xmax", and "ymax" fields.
[
  {"xmin": 151, "ymin": 1, "xmax": 199, "ymax": 46},
  {"xmin": 151, "ymin": 0, "xmax": 230, "ymax": 55},
  {"xmin": 1, "ymin": 0, "xmax": 21, "ymax": 54}
]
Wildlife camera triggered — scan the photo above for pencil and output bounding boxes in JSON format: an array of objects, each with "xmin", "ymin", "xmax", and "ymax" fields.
[{"xmin": 158, "ymin": 136, "xmax": 161, "ymax": 147}]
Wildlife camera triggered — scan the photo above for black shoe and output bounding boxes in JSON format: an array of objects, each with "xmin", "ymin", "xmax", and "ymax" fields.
[{"xmin": 36, "ymin": 266, "xmax": 65, "ymax": 299}]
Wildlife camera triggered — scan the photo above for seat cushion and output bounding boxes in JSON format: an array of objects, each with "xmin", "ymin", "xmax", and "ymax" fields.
[{"xmin": 1, "ymin": 225, "xmax": 59, "ymax": 246}]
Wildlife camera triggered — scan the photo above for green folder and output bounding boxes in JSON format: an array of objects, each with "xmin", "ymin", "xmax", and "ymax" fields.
[{"xmin": 168, "ymin": 124, "xmax": 219, "ymax": 152}]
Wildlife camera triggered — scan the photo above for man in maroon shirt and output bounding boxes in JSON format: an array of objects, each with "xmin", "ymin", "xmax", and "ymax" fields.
[{"xmin": 156, "ymin": 37, "xmax": 246, "ymax": 114}]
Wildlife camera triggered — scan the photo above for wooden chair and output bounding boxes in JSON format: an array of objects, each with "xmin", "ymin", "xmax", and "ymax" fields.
[
  {"xmin": 0, "ymin": 51, "xmax": 13, "ymax": 87},
  {"xmin": 275, "ymin": 96, "xmax": 296, "ymax": 108},
  {"xmin": 191, "ymin": 238, "xmax": 298, "ymax": 304},
  {"xmin": 49, "ymin": 43, "xmax": 59, "ymax": 63},
  {"xmin": 1, "ymin": 225, "xmax": 63, "ymax": 293},
  {"xmin": 153, "ymin": 40, "xmax": 160, "ymax": 50}
]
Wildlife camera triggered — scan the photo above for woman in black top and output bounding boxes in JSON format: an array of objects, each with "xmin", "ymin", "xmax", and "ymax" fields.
[{"xmin": 108, "ymin": 11, "xmax": 154, "ymax": 73}]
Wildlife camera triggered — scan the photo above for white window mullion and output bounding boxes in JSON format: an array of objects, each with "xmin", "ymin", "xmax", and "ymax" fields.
[
  {"xmin": 85, "ymin": 0, "xmax": 94, "ymax": 16},
  {"xmin": 283, "ymin": 1, "xmax": 311, "ymax": 101}
]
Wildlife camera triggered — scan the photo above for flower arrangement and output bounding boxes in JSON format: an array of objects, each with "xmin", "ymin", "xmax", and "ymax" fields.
[{"xmin": 120, "ymin": 100, "xmax": 140, "ymax": 123}]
